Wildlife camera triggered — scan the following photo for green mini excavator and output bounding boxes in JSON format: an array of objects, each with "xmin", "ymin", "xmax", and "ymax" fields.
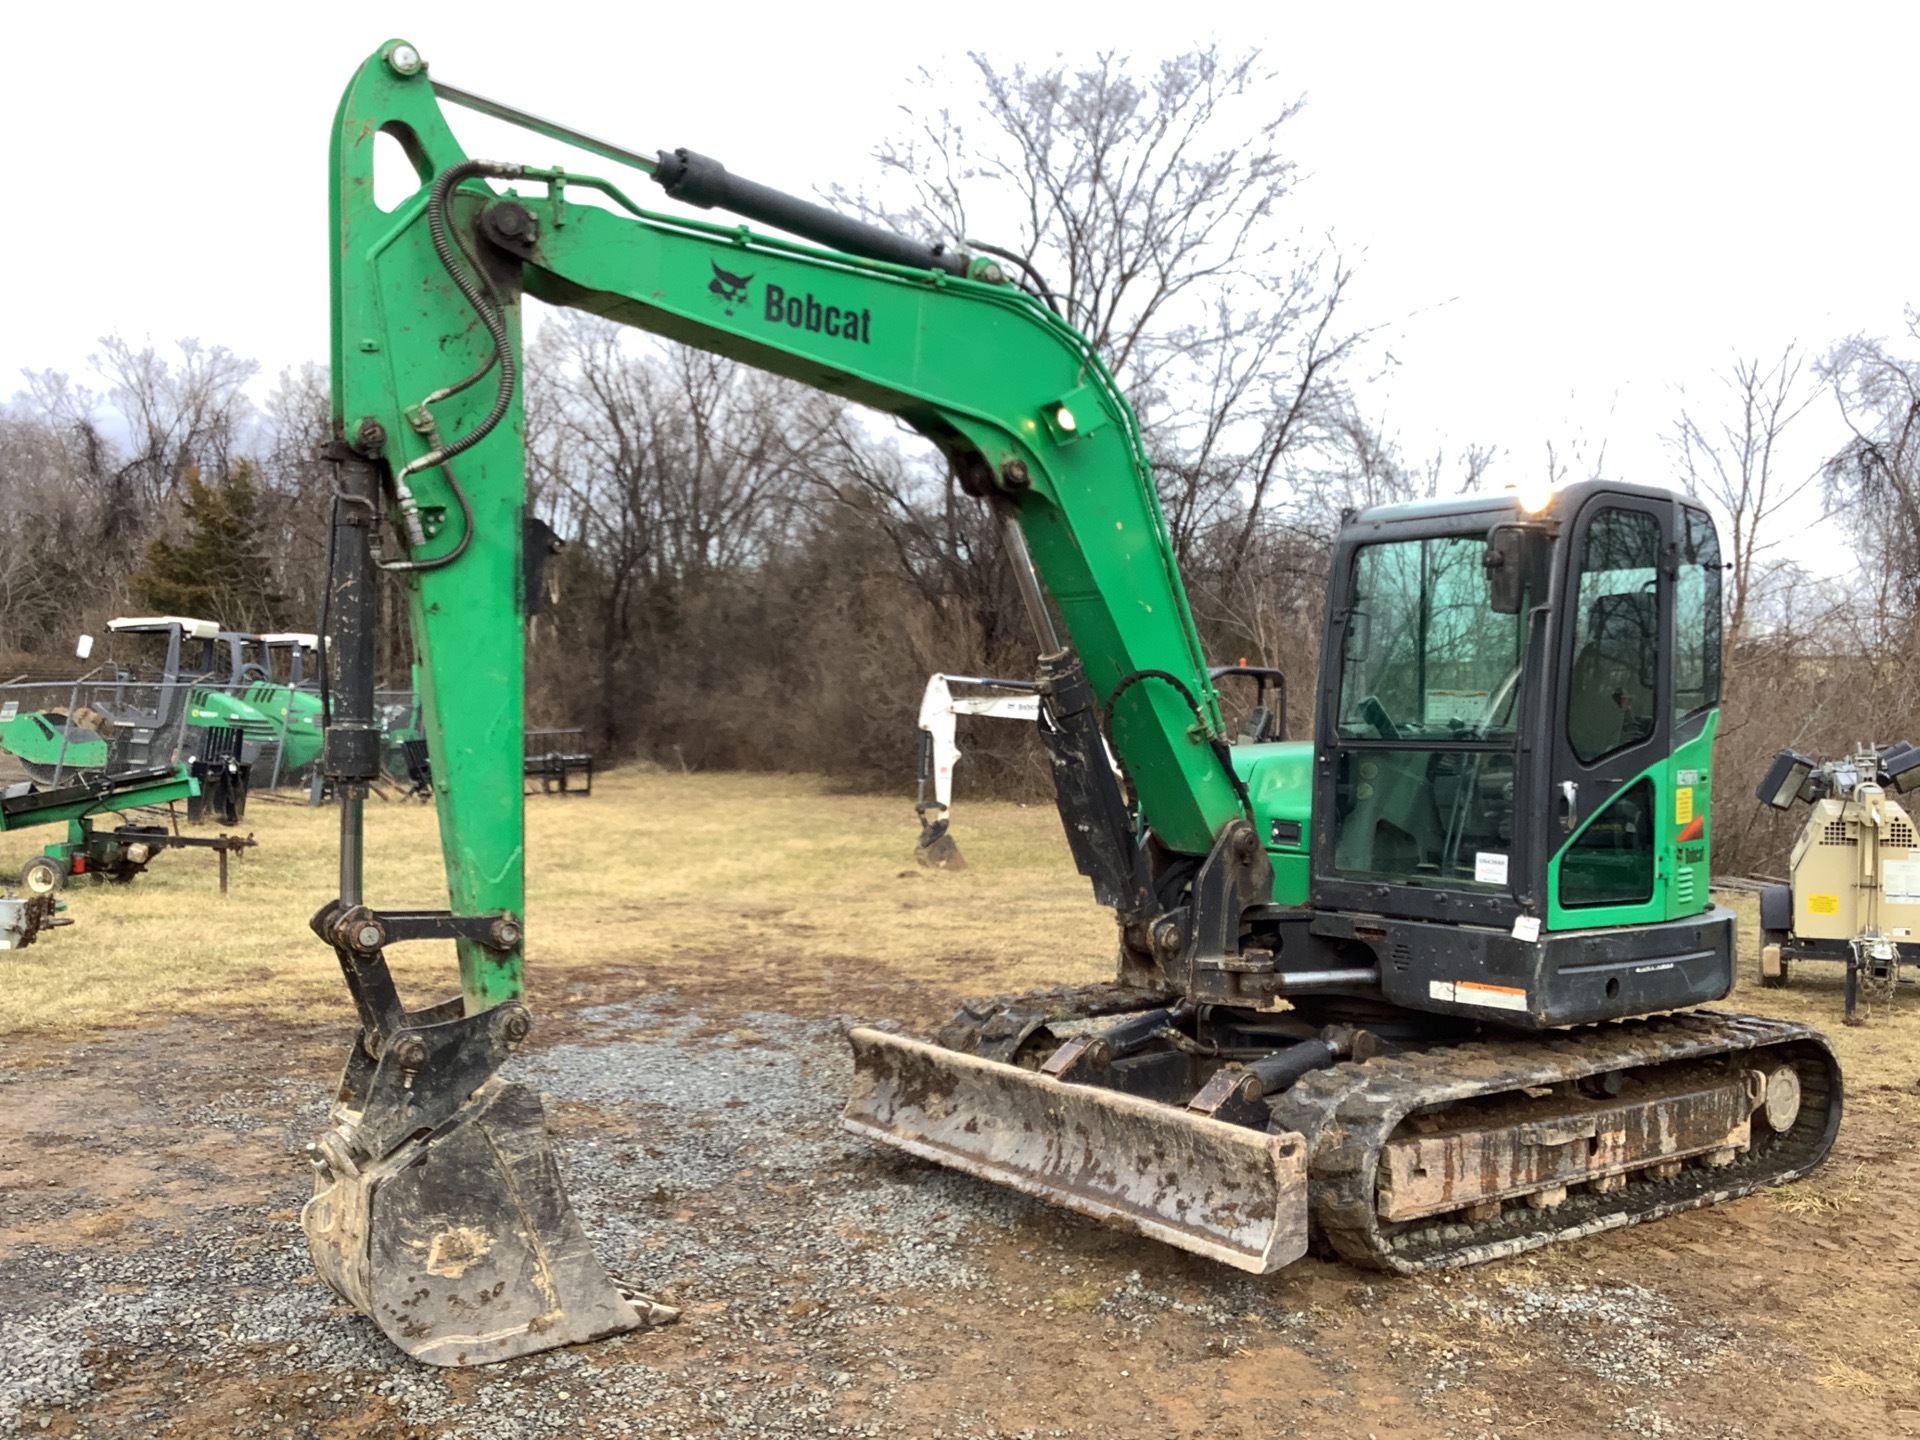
[{"xmin": 307, "ymin": 40, "xmax": 1840, "ymax": 1367}]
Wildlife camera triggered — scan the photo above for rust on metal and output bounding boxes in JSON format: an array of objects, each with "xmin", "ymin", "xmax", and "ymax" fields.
[
  {"xmin": 1376, "ymin": 1076, "xmax": 1755, "ymax": 1222},
  {"xmin": 303, "ymin": 1079, "xmax": 678, "ymax": 1365},
  {"xmin": 1262, "ymin": 1011, "xmax": 1841, "ymax": 1273}
]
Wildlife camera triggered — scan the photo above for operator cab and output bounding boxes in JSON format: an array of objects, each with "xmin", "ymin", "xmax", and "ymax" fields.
[
  {"xmin": 258, "ymin": 633, "xmax": 320, "ymax": 689},
  {"xmin": 104, "ymin": 616, "xmax": 223, "ymax": 687},
  {"xmin": 1309, "ymin": 481, "xmax": 1729, "ymax": 1026}
]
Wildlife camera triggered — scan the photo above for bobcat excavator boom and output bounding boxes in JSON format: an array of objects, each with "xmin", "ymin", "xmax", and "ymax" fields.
[{"xmin": 310, "ymin": 40, "xmax": 1840, "ymax": 1366}]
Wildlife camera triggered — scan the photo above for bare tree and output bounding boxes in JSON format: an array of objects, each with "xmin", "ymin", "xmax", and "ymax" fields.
[
  {"xmin": 848, "ymin": 53, "xmax": 1365, "ymax": 508},
  {"xmin": 851, "ymin": 50, "xmax": 1303, "ymax": 374},
  {"xmin": 253, "ymin": 363, "xmax": 338, "ymax": 637},
  {"xmin": 1820, "ymin": 315, "xmax": 1920, "ymax": 617},
  {"xmin": 528, "ymin": 315, "xmax": 835, "ymax": 746},
  {"xmin": 91, "ymin": 336, "xmax": 259, "ymax": 504},
  {"xmin": 1668, "ymin": 345, "xmax": 1821, "ymax": 654}
]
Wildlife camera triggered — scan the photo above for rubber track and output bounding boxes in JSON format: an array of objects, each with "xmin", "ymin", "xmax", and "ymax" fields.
[{"xmin": 1265, "ymin": 1009, "xmax": 1842, "ymax": 1273}]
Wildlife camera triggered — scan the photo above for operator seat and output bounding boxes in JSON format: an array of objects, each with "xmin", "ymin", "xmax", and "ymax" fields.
[{"xmin": 1568, "ymin": 592, "xmax": 1655, "ymax": 761}]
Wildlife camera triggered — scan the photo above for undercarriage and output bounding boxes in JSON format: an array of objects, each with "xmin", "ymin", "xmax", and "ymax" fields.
[{"xmin": 844, "ymin": 984, "xmax": 1841, "ymax": 1273}]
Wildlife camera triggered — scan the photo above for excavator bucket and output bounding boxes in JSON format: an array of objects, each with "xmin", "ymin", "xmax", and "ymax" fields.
[
  {"xmin": 303, "ymin": 1080, "xmax": 677, "ymax": 1366},
  {"xmin": 842, "ymin": 1027, "xmax": 1310, "ymax": 1273},
  {"xmin": 915, "ymin": 817, "xmax": 967, "ymax": 870}
]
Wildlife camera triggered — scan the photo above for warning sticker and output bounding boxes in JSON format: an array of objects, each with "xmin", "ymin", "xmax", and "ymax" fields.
[
  {"xmin": 1674, "ymin": 786, "xmax": 1694, "ymax": 826},
  {"xmin": 1474, "ymin": 852, "xmax": 1510, "ymax": 885},
  {"xmin": 0, "ymin": 701, "xmax": 15, "ymax": 722},
  {"xmin": 1807, "ymin": 893, "xmax": 1840, "ymax": 916},
  {"xmin": 1883, "ymin": 857, "xmax": 1920, "ymax": 905},
  {"xmin": 1424, "ymin": 690, "xmax": 1490, "ymax": 726},
  {"xmin": 1429, "ymin": 979, "xmax": 1529, "ymax": 1012}
]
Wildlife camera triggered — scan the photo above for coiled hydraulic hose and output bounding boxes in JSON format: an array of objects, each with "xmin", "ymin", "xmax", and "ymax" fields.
[{"xmin": 420, "ymin": 158, "xmax": 523, "ymax": 429}]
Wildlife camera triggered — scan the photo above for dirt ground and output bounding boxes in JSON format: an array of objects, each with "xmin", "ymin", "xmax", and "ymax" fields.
[{"xmin": 4, "ymin": 772, "xmax": 1920, "ymax": 1439}]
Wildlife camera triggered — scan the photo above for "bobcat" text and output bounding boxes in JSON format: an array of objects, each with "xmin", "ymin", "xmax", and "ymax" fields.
[{"xmin": 764, "ymin": 284, "xmax": 871, "ymax": 343}]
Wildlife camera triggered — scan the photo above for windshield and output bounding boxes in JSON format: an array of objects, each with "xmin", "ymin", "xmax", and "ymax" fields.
[
  {"xmin": 1338, "ymin": 533, "xmax": 1527, "ymax": 743},
  {"xmin": 1330, "ymin": 530, "xmax": 1529, "ymax": 892},
  {"xmin": 111, "ymin": 631, "xmax": 176, "ymax": 682}
]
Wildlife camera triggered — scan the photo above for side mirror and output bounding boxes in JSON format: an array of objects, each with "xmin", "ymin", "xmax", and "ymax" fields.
[{"xmin": 1483, "ymin": 527, "xmax": 1527, "ymax": 614}]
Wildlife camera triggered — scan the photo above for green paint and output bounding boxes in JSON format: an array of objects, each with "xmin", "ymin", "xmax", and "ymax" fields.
[
  {"xmin": 0, "ymin": 772, "xmax": 197, "ymax": 837},
  {"xmin": 0, "ymin": 712, "xmax": 108, "ymax": 773},
  {"xmin": 1545, "ymin": 711, "xmax": 1719, "ymax": 931},
  {"xmin": 238, "ymin": 681, "xmax": 325, "ymax": 772},
  {"xmin": 332, "ymin": 41, "xmax": 1252, "ymax": 1011},
  {"xmin": 1232, "ymin": 741, "xmax": 1314, "ymax": 905},
  {"xmin": 189, "ymin": 687, "xmax": 282, "ymax": 747}
]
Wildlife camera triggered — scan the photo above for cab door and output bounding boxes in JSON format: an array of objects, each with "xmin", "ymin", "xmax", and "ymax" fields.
[{"xmin": 1546, "ymin": 496, "xmax": 1674, "ymax": 931}]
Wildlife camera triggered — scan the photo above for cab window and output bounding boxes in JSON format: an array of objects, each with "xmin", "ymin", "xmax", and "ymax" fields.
[
  {"xmin": 1674, "ymin": 505, "xmax": 1722, "ymax": 722},
  {"xmin": 1567, "ymin": 509, "xmax": 1661, "ymax": 764}
]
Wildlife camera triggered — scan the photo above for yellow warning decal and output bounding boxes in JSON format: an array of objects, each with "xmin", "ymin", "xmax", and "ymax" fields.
[
  {"xmin": 1808, "ymin": 893, "xmax": 1840, "ymax": 916},
  {"xmin": 1675, "ymin": 786, "xmax": 1694, "ymax": 825}
]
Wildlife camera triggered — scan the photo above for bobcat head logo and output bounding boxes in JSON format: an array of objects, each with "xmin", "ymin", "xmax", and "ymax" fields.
[{"xmin": 709, "ymin": 261, "xmax": 753, "ymax": 315}]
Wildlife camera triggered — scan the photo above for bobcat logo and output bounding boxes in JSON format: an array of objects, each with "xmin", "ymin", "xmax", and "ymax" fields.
[{"xmin": 709, "ymin": 261, "xmax": 753, "ymax": 316}]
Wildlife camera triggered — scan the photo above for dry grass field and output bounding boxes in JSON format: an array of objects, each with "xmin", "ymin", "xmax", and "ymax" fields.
[
  {"xmin": 0, "ymin": 770, "xmax": 1115, "ymax": 1034},
  {"xmin": 4, "ymin": 768, "xmax": 1920, "ymax": 1439}
]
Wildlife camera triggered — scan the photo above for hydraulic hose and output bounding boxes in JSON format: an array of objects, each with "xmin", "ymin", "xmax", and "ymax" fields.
[
  {"xmin": 418, "ymin": 158, "xmax": 523, "ymax": 465},
  {"xmin": 373, "ymin": 159, "xmax": 525, "ymax": 571},
  {"xmin": 964, "ymin": 238, "xmax": 1062, "ymax": 317},
  {"xmin": 1105, "ymin": 668, "xmax": 1253, "ymax": 814}
]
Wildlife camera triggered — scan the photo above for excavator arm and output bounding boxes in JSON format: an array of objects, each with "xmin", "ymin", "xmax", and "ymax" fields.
[
  {"xmin": 332, "ymin": 41, "xmax": 1243, "ymax": 874},
  {"xmin": 913, "ymin": 673, "xmax": 1043, "ymax": 869},
  {"xmin": 309, "ymin": 39, "xmax": 1274, "ymax": 1367}
]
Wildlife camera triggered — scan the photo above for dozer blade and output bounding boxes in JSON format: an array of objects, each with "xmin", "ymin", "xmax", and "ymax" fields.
[
  {"xmin": 843, "ymin": 1027, "xmax": 1309, "ymax": 1273},
  {"xmin": 302, "ymin": 1079, "xmax": 677, "ymax": 1366}
]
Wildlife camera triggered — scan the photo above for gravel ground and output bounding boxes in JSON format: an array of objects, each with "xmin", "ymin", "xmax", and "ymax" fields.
[
  {"xmin": 10, "ymin": 999, "xmax": 1360, "ymax": 1439},
  {"xmin": 0, "ymin": 993, "xmax": 1879, "ymax": 1440},
  {"xmin": 1, "ymin": 1000, "xmax": 1050, "ymax": 1438}
]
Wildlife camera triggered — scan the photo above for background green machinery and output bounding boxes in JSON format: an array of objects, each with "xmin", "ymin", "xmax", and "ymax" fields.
[{"xmin": 1, "ymin": 768, "xmax": 198, "ymax": 892}]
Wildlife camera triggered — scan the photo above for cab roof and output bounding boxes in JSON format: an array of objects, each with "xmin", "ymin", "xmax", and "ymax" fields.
[
  {"xmin": 107, "ymin": 616, "xmax": 220, "ymax": 639},
  {"xmin": 1343, "ymin": 479, "xmax": 1700, "ymax": 537}
]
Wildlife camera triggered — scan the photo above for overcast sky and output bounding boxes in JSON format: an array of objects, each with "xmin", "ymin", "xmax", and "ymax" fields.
[{"xmin": 5, "ymin": 2, "xmax": 1914, "ymax": 509}]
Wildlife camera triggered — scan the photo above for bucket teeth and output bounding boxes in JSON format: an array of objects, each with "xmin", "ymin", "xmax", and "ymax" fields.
[{"xmin": 303, "ymin": 1079, "xmax": 672, "ymax": 1366}]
